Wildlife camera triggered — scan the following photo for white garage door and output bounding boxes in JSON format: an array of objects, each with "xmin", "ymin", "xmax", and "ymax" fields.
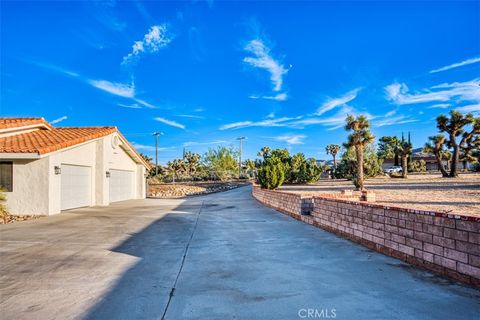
[
  {"xmin": 109, "ymin": 169, "xmax": 134, "ymax": 203},
  {"xmin": 61, "ymin": 165, "xmax": 92, "ymax": 210}
]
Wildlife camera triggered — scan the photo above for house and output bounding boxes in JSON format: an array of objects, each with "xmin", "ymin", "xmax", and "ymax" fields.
[
  {"xmin": 0, "ymin": 118, "xmax": 151, "ymax": 215},
  {"xmin": 382, "ymin": 148, "xmax": 448, "ymax": 171}
]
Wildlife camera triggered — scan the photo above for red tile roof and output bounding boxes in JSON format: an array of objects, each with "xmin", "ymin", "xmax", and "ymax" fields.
[
  {"xmin": 0, "ymin": 127, "xmax": 117, "ymax": 154},
  {"xmin": 0, "ymin": 117, "xmax": 53, "ymax": 130},
  {"xmin": 0, "ymin": 117, "xmax": 151, "ymax": 168}
]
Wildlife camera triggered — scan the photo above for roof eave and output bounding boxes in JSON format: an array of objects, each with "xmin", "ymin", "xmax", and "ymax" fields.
[{"xmin": 0, "ymin": 152, "xmax": 40, "ymax": 159}]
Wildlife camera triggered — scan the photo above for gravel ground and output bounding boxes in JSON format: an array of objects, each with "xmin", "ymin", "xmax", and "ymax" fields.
[
  {"xmin": 148, "ymin": 181, "xmax": 247, "ymax": 198},
  {"xmin": 280, "ymin": 173, "xmax": 480, "ymax": 216}
]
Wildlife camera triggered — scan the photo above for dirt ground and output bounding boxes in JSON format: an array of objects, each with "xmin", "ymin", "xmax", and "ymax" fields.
[{"xmin": 280, "ymin": 173, "xmax": 480, "ymax": 216}]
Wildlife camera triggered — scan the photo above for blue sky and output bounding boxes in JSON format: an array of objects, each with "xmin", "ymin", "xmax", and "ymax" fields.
[{"xmin": 1, "ymin": 0, "xmax": 479, "ymax": 163}]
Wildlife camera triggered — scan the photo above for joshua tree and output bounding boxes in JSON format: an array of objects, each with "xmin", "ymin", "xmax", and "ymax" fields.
[
  {"xmin": 460, "ymin": 131, "xmax": 480, "ymax": 171},
  {"xmin": 344, "ymin": 115, "xmax": 374, "ymax": 190},
  {"xmin": 167, "ymin": 159, "xmax": 186, "ymax": 182},
  {"xmin": 325, "ymin": 144, "xmax": 341, "ymax": 178},
  {"xmin": 399, "ymin": 139, "xmax": 412, "ymax": 178},
  {"xmin": 257, "ymin": 146, "xmax": 271, "ymax": 159},
  {"xmin": 424, "ymin": 135, "xmax": 450, "ymax": 177},
  {"xmin": 436, "ymin": 110, "xmax": 476, "ymax": 177},
  {"xmin": 184, "ymin": 151, "xmax": 201, "ymax": 176}
]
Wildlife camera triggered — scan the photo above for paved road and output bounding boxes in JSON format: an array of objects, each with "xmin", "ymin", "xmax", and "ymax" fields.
[{"xmin": 1, "ymin": 186, "xmax": 479, "ymax": 319}]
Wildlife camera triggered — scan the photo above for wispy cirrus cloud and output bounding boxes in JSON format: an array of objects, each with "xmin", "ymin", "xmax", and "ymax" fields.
[
  {"xmin": 249, "ymin": 92, "xmax": 287, "ymax": 101},
  {"xmin": 244, "ymin": 38, "xmax": 289, "ymax": 101},
  {"xmin": 122, "ymin": 25, "xmax": 172, "ymax": 66},
  {"xmin": 219, "ymin": 105, "xmax": 369, "ymax": 132},
  {"xmin": 385, "ymin": 79, "xmax": 480, "ymax": 105},
  {"xmin": 275, "ymin": 134, "xmax": 306, "ymax": 145},
  {"xmin": 24, "ymin": 59, "xmax": 161, "ymax": 107},
  {"xmin": 132, "ymin": 143, "xmax": 172, "ymax": 152},
  {"xmin": 50, "ymin": 116, "xmax": 68, "ymax": 125},
  {"xmin": 374, "ymin": 115, "xmax": 418, "ymax": 127},
  {"xmin": 183, "ymin": 140, "xmax": 227, "ymax": 147},
  {"xmin": 154, "ymin": 116, "xmax": 185, "ymax": 129},
  {"xmin": 456, "ymin": 104, "xmax": 480, "ymax": 113},
  {"xmin": 118, "ymin": 103, "xmax": 142, "ymax": 109},
  {"xmin": 429, "ymin": 56, "xmax": 480, "ymax": 74},
  {"xmin": 427, "ymin": 103, "xmax": 450, "ymax": 109},
  {"xmin": 88, "ymin": 80, "xmax": 135, "ymax": 98},
  {"xmin": 315, "ymin": 88, "xmax": 360, "ymax": 116},
  {"xmin": 219, "ymin": 116, "xmax": 298, "ymax": 130},
  {"xmin": 176, "ymin": 114, "xmax": 206, "ymax": 119}
]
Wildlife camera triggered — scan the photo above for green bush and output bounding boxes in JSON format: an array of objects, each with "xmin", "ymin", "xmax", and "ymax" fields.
[
  {"xmin": 334, "ymin": 145, "xmax": 383, "ymax": 179},
  {"xmin": 298, "ymin": 159, "xmax": 322, "ymax": 183},
  {"xmin": 257, "ymin": 157, "xmax": 285, "ymax": 189}
]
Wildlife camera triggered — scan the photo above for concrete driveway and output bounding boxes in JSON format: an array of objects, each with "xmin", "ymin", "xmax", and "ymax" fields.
[{"xmin": 1, "ymin": 186, "xmax": 479, "ymax": 319}]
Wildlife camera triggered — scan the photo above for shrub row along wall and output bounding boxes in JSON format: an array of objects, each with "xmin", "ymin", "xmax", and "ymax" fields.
[{"xmin": 252, "ymin": 185, "xmax": 480, "ymax": 286}]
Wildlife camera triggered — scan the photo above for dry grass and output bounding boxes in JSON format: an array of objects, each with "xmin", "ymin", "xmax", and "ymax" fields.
[{"xmin": 280, "ymin": 173, "xmax": 480, "ymax": 216}]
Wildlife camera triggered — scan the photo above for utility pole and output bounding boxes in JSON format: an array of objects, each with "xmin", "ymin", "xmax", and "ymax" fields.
[
  {"xmin": 153, "ymin": 132, "xmax": 161, "ymax": 176},
  {"xmin": 237, "ymin": 136, "xmax": 245, "ymax": 179}
]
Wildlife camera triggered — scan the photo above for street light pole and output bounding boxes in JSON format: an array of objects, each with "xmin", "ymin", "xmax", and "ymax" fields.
[
  {"xmin": 153, "ymin": 132, "xmax": 161, "ymax": 176},
  {"xmin": 237, "ymin": 136, "xmax": 245, "ymax": 179}
]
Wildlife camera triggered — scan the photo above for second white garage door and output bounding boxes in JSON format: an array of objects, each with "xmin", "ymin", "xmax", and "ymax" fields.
[
  {"xmin": 61, "ymin": 165, "xmax": 92, "ymax": 210},
  {"xmin": 109, "ymin": 169, "xmax": 134, "ymax": 203}
]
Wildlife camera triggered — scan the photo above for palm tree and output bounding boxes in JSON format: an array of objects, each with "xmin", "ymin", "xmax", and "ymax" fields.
[
  {"xmin": 344, "ymin": 115, "xmax": 374, "ymax": 190},
  {"xmin": 325, "ymin": 144, "xmax": 341, "ymax": 178},
  {"xmin": 436, "ymin": 110, "xmax": 475, "ymax": 177},
  {"xmin": 424, "ymin": 135, "xmax": 449, "ymax": 177}
]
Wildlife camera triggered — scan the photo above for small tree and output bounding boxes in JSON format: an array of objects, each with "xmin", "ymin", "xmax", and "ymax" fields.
[
  {"xmin": 257, "ymin": 156, "xmax": 285, "ymax": 189},
  {"xmin": 436, "ymin": 110, "xmax": 476, "ymax": 177},
  {"xmin": 344, "ymin": 115, "xmax": 374, "ymax": 190},
  {"xmin": 377, "ymin": 136, "xmax": 401, "ymax": 166},
  {"xmin": 424, "ymin": 135, "xmax": 449, "ymax": 177},
  {"xmin": 399, "ymin": 139, "xmax": 412, "ymax": 178},
  {"xmin": 325, "ymin": 144, "xmax": 341, "ymax": 178},
  {"xmin": 203, "ymin": 146, "xmax": 239, "ymax": 181}
]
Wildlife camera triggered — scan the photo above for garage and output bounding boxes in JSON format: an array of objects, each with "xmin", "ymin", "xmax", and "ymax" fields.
[
  {"xmin": 109, "ymin": 169, "xmax": 134, "ymax": 203},
  {"xmin": 61, "ymin": 164, "xmax": 92, "ymax": 210}
]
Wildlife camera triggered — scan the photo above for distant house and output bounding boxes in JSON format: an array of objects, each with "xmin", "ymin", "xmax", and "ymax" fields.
[
  {"xmin": 382, "ymin": 147, "xmax": 447, "ymax": 171},
  {"xmin": 0, "ymin": 118, "xmax": 150, "ymax": 215}
]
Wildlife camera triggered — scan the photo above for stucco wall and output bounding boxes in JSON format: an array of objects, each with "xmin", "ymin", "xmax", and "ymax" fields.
[
  {"xmin": 5, "ymin": 158, "xmax": 50, "ymax": 215},
  {"xmin": 5, "ymin": 133, "xmax": 146, "ymax": 216}
]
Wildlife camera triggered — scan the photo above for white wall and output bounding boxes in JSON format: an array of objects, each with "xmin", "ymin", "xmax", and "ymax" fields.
[
  {"xmin": 5, "ymin": 133, "xmax": 146, "ymax": 216},
  {"xmin": 5, "ymin": 158, "xmax": 50, "ymax": 215}
]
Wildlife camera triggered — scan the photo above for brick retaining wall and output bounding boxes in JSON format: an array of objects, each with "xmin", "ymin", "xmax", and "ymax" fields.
[{"xmin": 252, "ymin": 185, "xmax": 480, "ymax": 286}]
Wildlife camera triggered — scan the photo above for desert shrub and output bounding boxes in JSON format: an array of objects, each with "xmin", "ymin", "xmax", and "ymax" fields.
[
  {"xmin": 297, "ymin": 158, "xmax": 323, "ymax": 183},
  {"xmin": 0, "ymin": 189, "xmax": 8, "ymax": 223},
  {"xmin": 334, "ymin": 145, "xmax": 383, "ymax": 179},
  {"xmin": 409, "ymin": 159, "xmax": 427, "ymax": 172},
  {"xmin": 257, "ymin": 157, "xmax": 285, "ymax": 189}
]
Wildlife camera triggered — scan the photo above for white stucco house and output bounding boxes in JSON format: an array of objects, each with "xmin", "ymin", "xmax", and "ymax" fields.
[{"xmin": 0, "ymin": 118, "xmax": 151, "ymax": 215}]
